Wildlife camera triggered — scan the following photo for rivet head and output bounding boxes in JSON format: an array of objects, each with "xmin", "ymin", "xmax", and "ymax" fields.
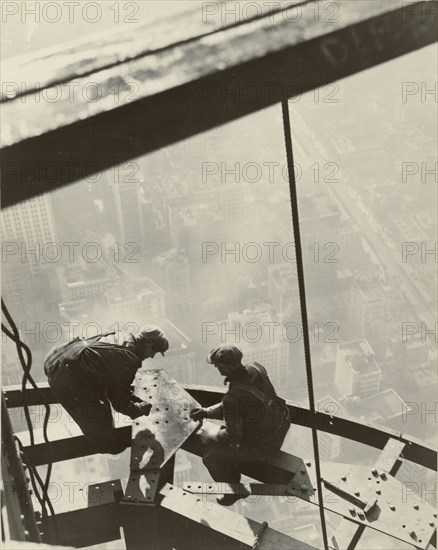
[
  {"xmin": 349, "ymin": 507, "xmax": 356, "ymax": 515},
  {"xmin": 306, "ymin": 462, "xmax": 311, "ymax": 467},
  {"xmin": 300, "ymin": 469, "xmax": 306, "ymax": 475},
  {"xmin": 301, "ymin": 484, "xmax": 308, "ymax": 492},
  {"xmin": 409, "ymin": 531, "xmax": 416, "ymax": 539},
  {"xmin": 430, "ymin": 522, "xmax": 435, "ymax": 527},
  {"xmin": 376, "ymin": 490, "xmax": 381, "ymax": 495},
  {"xmin": 390, "ymin": 506, "xmax": 396, "ymax": 511},
  {"xmin": 380, "ymin": 472, "xmax": 387, "ymax": 480},
  {"xmin": 358, "ymin": 512, "xmax": 365, "ymax": 520},
  {"xmin": 341, "ymin": 476, "xmax": 347, "ymax": 482},
  {"xmin": 413, "ymin": 505, "xmax": 419, "ymax": 510},
  {"xmin": 354, "ymin": 492, "xmax": 360, "ymax": 497},
  {"xmin": 371, "ymin": 469, "xmax": 379, "ymax": 477}
]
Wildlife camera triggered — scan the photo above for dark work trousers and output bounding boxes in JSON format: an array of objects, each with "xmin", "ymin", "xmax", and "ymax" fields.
[
  {"xmin": 47, "ymin": 366, "xmax": 126, "ymax": 455},
  {"xmin": 202, "ymin": 440, "xmax": 273, "ymax": 483}
]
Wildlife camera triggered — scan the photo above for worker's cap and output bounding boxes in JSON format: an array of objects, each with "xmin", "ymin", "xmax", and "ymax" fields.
[
  {"xmin": 207, "ymin": 344, "xmax": 243, "ymax": 367},
  {"xmin": 137, "ymin": 326, "xmax": 169, "ymax": 356}
]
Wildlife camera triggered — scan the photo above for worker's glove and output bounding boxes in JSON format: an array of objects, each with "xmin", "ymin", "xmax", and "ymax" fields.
[
  {"xmin": 137, "ymin": 402, "xmax": 153, "ymax": 417},
  {"xmin": 190, "ymin": 408, "xmax": 205, "ymax": 422}
]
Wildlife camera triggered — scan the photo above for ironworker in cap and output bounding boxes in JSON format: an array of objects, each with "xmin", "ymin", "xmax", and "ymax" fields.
[
  {"xmin": 190, "ymin": 344, "xmax": 290, "ymax": 505},
  {"xmin": 44, "ymin": 326, "xmax": 169, "ymax": 454}
]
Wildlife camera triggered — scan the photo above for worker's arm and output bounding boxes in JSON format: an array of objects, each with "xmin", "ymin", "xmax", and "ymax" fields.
[
  {"xmin": 101, "ymin": 348, "xmax": 149, "ymax": 419},
  {"xmin": 216, "ymin": 395, "xmax": 244, "ymax": 445},
  {"xmin": 203, "ymin": 402, "xmax": 224, "ymax": 420},
  {"xmin": 190, "ymin": 401, "xmax": 223, "ymax": 421}
]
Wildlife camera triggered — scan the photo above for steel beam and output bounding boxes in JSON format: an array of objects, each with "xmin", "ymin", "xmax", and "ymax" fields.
[
  {"xmin": 1, "ymin": 1, "xmax": 436, "ymax": 207},
  {"xmin": 5, "ymin": 384, "xmax": 436, "ymax": 471}
]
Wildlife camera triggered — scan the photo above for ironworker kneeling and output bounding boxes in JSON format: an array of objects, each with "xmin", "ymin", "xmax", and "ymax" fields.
[
  {"xmin": 190, "ymin": 344, "xmax": 290, "ymax": 505},
  {"xmin": 44, "ymin": 326, "xmax": 169, "ymax": 454}
]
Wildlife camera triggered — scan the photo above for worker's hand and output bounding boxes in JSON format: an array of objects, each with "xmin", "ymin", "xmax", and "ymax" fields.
[
  {"xmin": 137, "ymin": 402, "xmax": 153, "ymax": 417},
  {"xmin": 190, "ymin": 408, "xmax": 205, "ymax": 422}
]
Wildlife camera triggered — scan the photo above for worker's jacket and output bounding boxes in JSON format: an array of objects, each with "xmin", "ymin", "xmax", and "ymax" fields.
[
  {"xmin": 204, "ymin": 363, "xmax": 290, "ymax": 450},
  {"xmin": 44, "ymin": 332, "xmax": 144, "ymax": 419}
]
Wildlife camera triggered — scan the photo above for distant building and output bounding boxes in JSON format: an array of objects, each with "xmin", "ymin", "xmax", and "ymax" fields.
[
  {"xmin": 168, "ymin": 199, "xmax": 223, "ymax": 261},
  {"xmin": 1, "ymin": 194, "xmax": 57, "ymax": 315},
  {"xmin": 105, "ymin": 276, "xmax": 166, "ymax": 324},
  {"xmin": 58, "ymin": 299, "xmax": 89, "ymax": 324},
  {"xmin": 401, "ymin": 332, "xmax": 430, "ymax": 368},
  {"xmin": 111, "ymin": 179, "xmax": 144, "ymax": 245},
  {"xmin": 1, "ymin": 193, "xmax": 57, "ymax": 246},
  {"xmin": 267, "ymin": 263, "xmax": 299, "ymax": 317},
  {"xmin": 68, "ymin": 276, "xmax": 113, "ymax": 307},
  {"xmin": 350, "ymin": 278, "xmax": 390, "ymax": 359},
  {"xmin": 141, "ymin": 199, "xmax": 168, "ymax": 255},
  {"xmin": 368, "ymin": 182, "xmax": 402, "ymax": 220},
  {"xmin": 298, "ymin": 193, "xmax": 341, "ymax": 294},
  {"xmin": 1, "ymin": 254, "xmax": 32, "ymax": 318},
  {"xmin": 152, "ymin": 249, "xmax": 192, "ymax": 320},
  {"xmin": 389, "ymin": 216, "xmax": 429, "ymax": 263},
  {"xmin": 340, "ymin": 388, "xmax": 406, "ymax": 431},
  {"xmin": 338, "ymin": 219, "xmax": 364, "ymax": 267},
  {"xmin": 150, "ymin": 318, "xmax": 195, "ymax": 384},
  {"xmin": 335, "ymin": 339, "xmax": 382, "ymax": 398},
  {"xmin": 408, "ymin": 364, "xmax": 437, "ymax": 404},
  {"xmin": 1, "ymin": 359, "xmax": 22, "ymax": 387}
]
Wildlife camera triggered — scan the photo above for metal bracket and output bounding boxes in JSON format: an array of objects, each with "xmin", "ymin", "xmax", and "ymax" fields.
[{"xmin": 87, "ymin": 479, "xmax": 123, "ymax": 507}]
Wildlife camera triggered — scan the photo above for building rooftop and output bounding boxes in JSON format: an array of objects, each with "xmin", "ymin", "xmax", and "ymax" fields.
[
  {"xmin": 391, "ymin": 216, "xmax": 428, "ymax": 242},
  {"xmin": 206, "ymin": 309, "xmax": 285, "ymax": 351},
  {"xmin": 355, "ymin": 277, "xmax": 388, "ymax": 304},
  {"xmin": 357, "ymin": 388, "xmax": 405, "ymax": 420},
  {"xmin": 299, "ymin": 193, "xmax": 340, "ymax": 221},
  {"xmin": 170, "ymin": 200, "xmax": 223, "ymax": 226},
  {"xmin": 106, "ymin": 276, "xmax": 164, "ymax": 304},
  {"xmin": 153, "ymin": 248, "xmax": 189, "ymax": 266},
  {"xmin": 411, "ymin": 366, "xmax": 437, "ymax": 389},
  {"xmin": 338, "ymin": 339, "xmax": 381, "ymax": 374},
  {"xmin": 268, "ymin": 264, "xmax": 298, "ymax": 293}
]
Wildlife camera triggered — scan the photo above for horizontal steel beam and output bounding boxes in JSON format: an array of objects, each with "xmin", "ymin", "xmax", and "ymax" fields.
[
  {"xmin": 1, "ymin": 1, "xmax": 436, "ymax": 207},
  {"xmin": 4, "ymin": 384, "xmax": 436, "ymax": 470}
]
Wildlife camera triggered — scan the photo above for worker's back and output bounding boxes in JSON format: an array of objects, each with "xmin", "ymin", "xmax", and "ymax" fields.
[
  {"xmin": 226, "ymin": 363, "xmax": 290, "ymax": 450},
  {"xmin": 44, "ymin": 331, "xmax": 140, "ymax": 387}
]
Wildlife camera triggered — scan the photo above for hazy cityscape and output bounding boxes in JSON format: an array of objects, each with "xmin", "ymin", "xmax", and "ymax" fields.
[{"xmin": 1, "ymin": 28, "xmax": 436, "ymax": 550}]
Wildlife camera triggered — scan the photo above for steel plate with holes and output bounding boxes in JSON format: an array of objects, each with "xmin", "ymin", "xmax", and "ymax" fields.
[
  {"xmin": 130, "ymin": 369, "xmax": 201, "ymax": 471},
  {"xmin": 124, "ymin": 470, "xmax": 160, "ymax": 503},
  {"xmin": 87, "ymin": 479, "xmax": 123, "ymax": 507},
  {"xmin": 306, "ymin": 461, "xmax": 436, "ymax": 549}
]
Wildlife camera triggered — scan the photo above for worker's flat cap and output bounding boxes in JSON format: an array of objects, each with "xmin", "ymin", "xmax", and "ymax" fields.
[
  {"xmin": 137, "ymin": 326, "xmax": 169, "ymax": 355},
  {"xmin": 207, "ymin": 344, "xmax": 243, "ymax": 366}
]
